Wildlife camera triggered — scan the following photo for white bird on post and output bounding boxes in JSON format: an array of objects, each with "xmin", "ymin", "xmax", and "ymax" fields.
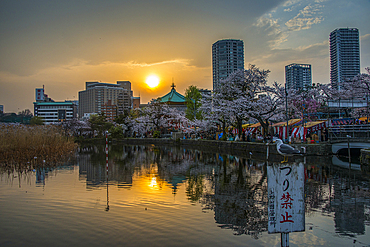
[{"xmin": 273, "ymin": 137, "xmax": 301, "ymax": 163}]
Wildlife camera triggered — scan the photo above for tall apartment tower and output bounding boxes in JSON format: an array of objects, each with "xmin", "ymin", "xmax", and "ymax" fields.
[
  {"xmin": 330, "ymin": 28, "xmax": 360, "ymax": 89},
  {"xmin": 285, "ymin": 63, "xmax": 312, "ymax": 90},
  {"xmin": 212, "ymin": 39, "xmax": 244, "ymax": 90}
]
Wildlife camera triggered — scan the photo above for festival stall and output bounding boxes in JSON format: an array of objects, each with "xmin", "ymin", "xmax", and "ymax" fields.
[
  {"xmin": 290, "ymin": 120, "xmax": 329, "ymax": 142},
  {"xmin": 246, "ymin": 122, "xmax": 261, "ymax": 133},
  {"xmin": 242, "ymin": 123, "xmax": 253, "ymax": 132},
  {"xmin": 226, "ymin": 124, "xmax": 254, "ymax": 136},
  {"xmin": 273, "ymin": 119, "xmax": 302, "ymax": 140}
]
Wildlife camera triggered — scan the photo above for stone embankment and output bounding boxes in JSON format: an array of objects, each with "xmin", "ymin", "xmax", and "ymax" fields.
[
  {"xmin": 115, "ymin": 138, "xmax": 333, "ymax": 163},
  {"xmin": 360, "ymin": 149, "xmax": 370, "ymax": 165}
]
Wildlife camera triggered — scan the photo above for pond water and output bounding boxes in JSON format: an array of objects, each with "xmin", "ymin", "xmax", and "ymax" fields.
[{"xmin": 1, "ymin": 144, "xmax": 370, "ymax": 247}]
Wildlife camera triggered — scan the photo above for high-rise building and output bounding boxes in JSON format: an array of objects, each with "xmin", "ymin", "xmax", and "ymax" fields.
[
  {"xmin": 212, "ymin": 39, "xmax": 244, "ymax": 90},
  {"xmin": 285, "ymin": 63, "xmax": 312, "ymax": 90},
  {"xmin": 330, "ymin": 28, "xmax": 360, "ymax": 89},
  {"xmin": 78, "ymin": 81, "xmax": 132, "ymax": 118}
]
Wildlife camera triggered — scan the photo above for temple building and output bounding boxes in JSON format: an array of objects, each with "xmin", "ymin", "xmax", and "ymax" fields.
[{"xmin": 158, "ymin": 83, "xmax": 186, "ymax": 111}]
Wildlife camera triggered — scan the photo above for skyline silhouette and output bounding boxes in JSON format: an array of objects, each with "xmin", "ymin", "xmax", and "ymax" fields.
[{"xmin": 0, "ymin": 0, "xmax": 369, "ymax": 112}]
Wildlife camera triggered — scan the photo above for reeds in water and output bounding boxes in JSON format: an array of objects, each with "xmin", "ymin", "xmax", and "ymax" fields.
[{"xmin": 0, "ymin": 124, "xmax": 77, "ymax": 170}]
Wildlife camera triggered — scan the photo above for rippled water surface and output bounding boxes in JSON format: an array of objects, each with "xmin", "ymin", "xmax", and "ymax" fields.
[{"xmin": 1, "ymin": 144, "xmax": 370, "ymax": 246}]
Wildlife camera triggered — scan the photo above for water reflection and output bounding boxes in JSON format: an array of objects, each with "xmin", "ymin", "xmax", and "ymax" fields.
[
  {"xmin": 2, "ymin": 143, "xmax": 369, "ymax": 244},
  {"xmin": 74, "ymin": 144, "xmax": 370, "ymax": 241},
  {"xmin": 0, "ymin": 163, "xmax": 74, "ymax": 188},
  {"xmin": 77, "ymin": 144, "xmax": 271, "ymax": 237},
  {"xmin": 305, "ymin": 158, "xmax": 370, "ymax": 239}
]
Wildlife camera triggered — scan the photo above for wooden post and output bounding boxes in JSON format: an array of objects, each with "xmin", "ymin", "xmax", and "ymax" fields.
[{"xmin": 281, "ymin": 232, "xmax": 289, "ymax": 247}]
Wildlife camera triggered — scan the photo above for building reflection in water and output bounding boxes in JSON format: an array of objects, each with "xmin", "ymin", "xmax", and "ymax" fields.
[
  {"xmin": 76, "ymin": 144, "xmax": 370, "ymax": 238},
  {"xmin": 305, "ymin": 158, "xmax": 370, "ymax": 236}
]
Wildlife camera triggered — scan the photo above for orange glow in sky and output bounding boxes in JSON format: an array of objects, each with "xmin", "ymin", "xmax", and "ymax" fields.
[
  {"xmin": 0, "ymin": 1, "xmax": 369, "ymax": 112},
  {"xmin": 145, "ymin": 75, "xmax": 160, "ymax": 88}
]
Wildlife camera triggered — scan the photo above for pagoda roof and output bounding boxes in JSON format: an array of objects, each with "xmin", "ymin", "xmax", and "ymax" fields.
[{"xmin": 159, "ymin": 85, "xmax": 185, "ymax": 104}]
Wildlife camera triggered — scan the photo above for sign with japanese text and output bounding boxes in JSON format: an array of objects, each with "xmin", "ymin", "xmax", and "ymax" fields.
[{"xmin": 267, "ymin": 162, "xmax": 305, "ymax": 233}]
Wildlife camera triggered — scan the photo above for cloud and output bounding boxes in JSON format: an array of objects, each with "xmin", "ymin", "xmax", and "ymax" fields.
[
  {"xmin": 254, "ymin": 15, "xmax": 289, "ymax": 48},
  {"xmin": 254, "ymin": 1, "xmax": 326, "ymax": 48},
  {"xmin": 283, "ymin": 0, "xmax": 302, "ymax": 7},
  {"xmin": 252, "ymin": 40, "xmax": 328, "ymax": 65},
  {"xmin": 285, "ymin": 4, "xmax": 324, "ymax": 31},
  {"xmin": 249, "ymin": 40, "xmax": 329, "ymax": 84},
  {"xmin": 283, "ymin": 0, "xmax": 302, "ymax": 11},
  {"xmin": 361, "ymin": 33, "xmax": 370, "ymax": 41},
  {"xmin": 295, "ymin": 40, "xmax": 328, "ymax": 53},
  {"xmin": 123, "ymin": 59, "xmax": 203, "ymax": 71}
]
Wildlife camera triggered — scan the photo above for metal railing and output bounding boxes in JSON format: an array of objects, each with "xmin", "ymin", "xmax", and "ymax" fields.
[{"xmin": 328, "ymin": 124, "xmax": 370, "ymax": 142}]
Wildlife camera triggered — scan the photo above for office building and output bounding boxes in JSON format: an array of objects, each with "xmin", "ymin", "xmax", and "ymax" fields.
[
  {"xmin": 285, "ymin": 63, "xmax": 312, "ymax": 90},
  {"xmin": 212, "ymin": 39, "xmax": 244, "ymax": 90},
  {"xmin": 33, "ymin": 87, "xmax": 77, "ymax": 124},
  {"xmin": 33, "ymin": 101, "xmax": 77, "ymax": 124},
  {"xmin": 78, "ymin": 81, "xmax": 132, "ymax": 118},
  {"xmin": 330, "ymin": 28, "xmax": 360, "ymax": 89}
]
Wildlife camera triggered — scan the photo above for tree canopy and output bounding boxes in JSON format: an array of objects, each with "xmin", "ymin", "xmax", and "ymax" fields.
[{"xmin": 185, "ymin": 85, "xmax": 202, "ymax": 121}]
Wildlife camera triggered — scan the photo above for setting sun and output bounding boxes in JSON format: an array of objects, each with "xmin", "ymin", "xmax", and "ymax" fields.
[{"xmin": 145, "ymin": 75, "xmax": 160, "ymax": 88}]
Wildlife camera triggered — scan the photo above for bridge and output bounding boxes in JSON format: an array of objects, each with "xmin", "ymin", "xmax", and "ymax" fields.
[{"xmin": 328, "ymin": 124, "xmax": 370, "ymax": 155}]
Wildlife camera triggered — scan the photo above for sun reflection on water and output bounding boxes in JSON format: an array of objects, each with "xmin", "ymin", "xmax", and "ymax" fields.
[{"xmin": 149, "ymin": 176, "xmax": 157, "ymax": 188}]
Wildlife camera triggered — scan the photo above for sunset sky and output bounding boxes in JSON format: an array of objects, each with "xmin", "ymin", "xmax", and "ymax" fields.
[{"xmin": 1, "ymin": 0, "xmax": 369, "ymax": 113}]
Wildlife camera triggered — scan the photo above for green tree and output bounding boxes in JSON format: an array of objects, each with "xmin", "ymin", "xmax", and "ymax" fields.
[
  {"xmin": 185, "ymin": 85, "xmax": 202, "ymax": 120},
  {"xmin": 30, "ymin": 116, "xmax": 44, "ymax": 125},
  {"xmin": 89, "ymin": 113, "xmax": 113, "ymax": 137},
  {"xmin": 109, "ymin": 125, "xmax": 124, "ymax": 139},
  {"xmin": 18, "ymin": 109, "xmax": 33, "ymax": 117},
  {"xmin": 114, "ymin": 109, "xmax": 130, "ymax": 124}
]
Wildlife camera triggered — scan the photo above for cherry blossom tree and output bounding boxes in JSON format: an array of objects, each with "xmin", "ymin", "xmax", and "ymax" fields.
[
  {"xmin": 286, "ymin": 84, "xmax": 325, "ymax": 121},
  {"xmin": 129, "ymin": 100, "xmax": 171, "ymax": 136},
  {"xmin": 200, "ymin": 84, "xmax": 233, "ymax": 138},
  {"xmin": 349, "ymin": 67, "xmax": 370, "ymax": 98},
  {"xmin": 128, "ymin": 99, "xmax": 194, "ymax": 137},
  {"xmin": 236, "ymin": 65, "xmax": 284, "ymax": 138},
  {"xmin": 317, "ymin": 68, "xmax": 370, "ymax": 119},
  {"xmin": 246, "ymin": 81, "xmax": 285, "ymax": 137}
]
